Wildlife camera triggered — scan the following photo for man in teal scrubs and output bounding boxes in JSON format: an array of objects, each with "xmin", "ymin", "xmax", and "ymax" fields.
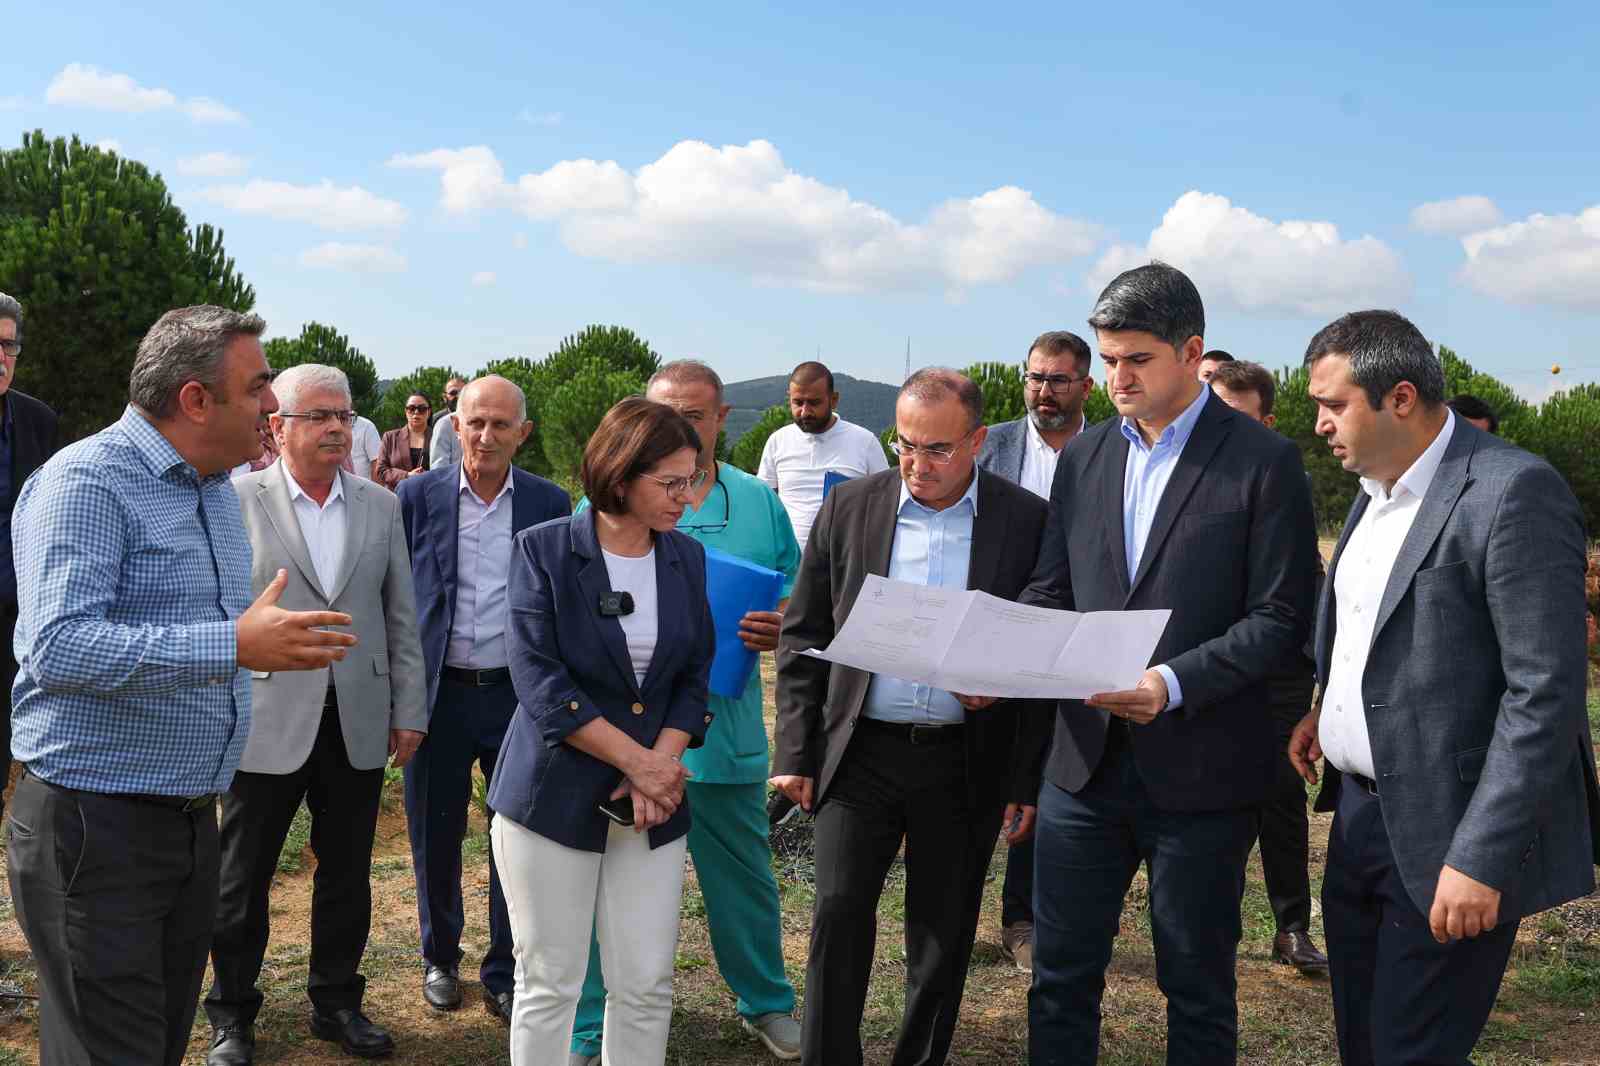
[{"xmin": 570, "ymin": 361, "xmax": 803, "ymax": 1064}]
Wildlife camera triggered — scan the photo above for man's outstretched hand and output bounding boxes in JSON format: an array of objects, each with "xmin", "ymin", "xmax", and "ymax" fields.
[{"xmin": 237, "ymin": 569, "xmax": 358, "ymax": 672}]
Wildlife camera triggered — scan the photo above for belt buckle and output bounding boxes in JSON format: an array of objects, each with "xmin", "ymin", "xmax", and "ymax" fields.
[
  {"xmin": 181, "ymin": 794, "xmax": 214, "ymax": 812},
  {"xmin": 908, "ymin": 724, "xmax": 941, "ymax": 745}
]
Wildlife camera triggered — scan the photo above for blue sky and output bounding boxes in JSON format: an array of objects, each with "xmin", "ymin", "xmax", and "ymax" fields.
[{"xmin": 8, "ymin": 2, "xmax": 1600, "ymax": 399}]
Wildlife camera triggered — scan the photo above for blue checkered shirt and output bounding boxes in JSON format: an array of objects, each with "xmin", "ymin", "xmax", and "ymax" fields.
[{"xmin": 9, "ymin": 407, "xmax": 252, "ymax": 795}]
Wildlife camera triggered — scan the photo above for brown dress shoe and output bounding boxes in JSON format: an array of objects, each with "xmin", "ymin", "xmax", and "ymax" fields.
[
  {"xmin": 1272, "ymin": 929, "xmax": 1329, "ymax": 975},
  {"xmin": 1000, "ymin": 920, "xmax": 1034, "ymax": 973}
]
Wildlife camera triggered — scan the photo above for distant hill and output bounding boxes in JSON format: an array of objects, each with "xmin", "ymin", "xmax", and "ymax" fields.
[{"xmin": 723, "ymin": 372, "xmax": 901, "ymax": 445}]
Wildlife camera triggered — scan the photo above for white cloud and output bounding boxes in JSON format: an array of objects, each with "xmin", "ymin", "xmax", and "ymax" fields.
[
  {"xmin": 518, "ymin": 108, "xmax": 563, "ymax": 127},
  {"xmin": 512, "ymin": 233, "xmax": 528, "ymax": 250},
  {"xmin": 390, "ymin": 138, "xmax": 1099, "ymax": 293},
  {"xmin": 95, "ymin": 139, "xmax": 122, "ymax": 154},
  {"xmin": 1457, "ymin": 204, "xmax": 1600, "ymax": 310},
  {"xmin": 199, "ymin": 179, "xmax": 408, "ymax": 231},
  {"xmin": 1410, "ymin": 195, "xmax": 1503, "ymax": 236},
  {"xmin": 471, "ymin": 270, "xmax": 497, "ymax": 286},
  {"xmin": 45, "ymin": 63, "xmax": 243, "ymax": 124},
  {"xmin": 298, "ymin": 242, "xmax": 407, "ymax": 273},
  {"xmin": 177, "ymin": 151, "xmax": 249, "ymax": 178},
  {"xmin": 1087, "ymin": 191, "xmax": 1409, "ymax": 316}
]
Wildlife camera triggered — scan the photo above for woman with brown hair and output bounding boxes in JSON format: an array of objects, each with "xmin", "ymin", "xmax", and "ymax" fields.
[
  {"xmin": 488, "ymin": 396, "xmax": 716, "ymax": 1066},
  {"xmin": 375, "ymin": 392, "xmax": 433, "ymax": 487}
]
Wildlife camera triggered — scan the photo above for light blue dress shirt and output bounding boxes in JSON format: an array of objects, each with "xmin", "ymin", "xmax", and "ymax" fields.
[
  {"xmin": 861, "ymin": 473, "xmax": 979, "ymax": 725},
  {"xmin": 1119, "ymin": 384, "xmax": 1211, "ymax": 709}
]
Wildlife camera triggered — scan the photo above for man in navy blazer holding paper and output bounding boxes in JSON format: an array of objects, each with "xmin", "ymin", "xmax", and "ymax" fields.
[{"xmin": 395, "ymin": 376, "xmax": 570, "ymax": 1023}]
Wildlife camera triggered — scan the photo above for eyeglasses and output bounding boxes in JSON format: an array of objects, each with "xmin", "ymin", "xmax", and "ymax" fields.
[
  {"xmin": 680, "ymin": 478, "xmax": 731, "ymax": 533},
  {"xmin": 636, "ymin": 468, "xmax": 710, "ymax": 498},
  {"xmin": 888, "ymin": 428, "xmax": 978, "ymax": 465},
  {"xmin": 0, "ymin": 340, "xmax": 20, "ymax": 357},
  {"xmin": 1024, "ymin": 372, "xmax": 1089, "ymax": 392},
  {"xmin": 278, "ymin": 410, "xmax": 358, "ymax": 426},
  {"xmin": 405, "ymin": 404, "xmax": 431, "ymax": 413}
]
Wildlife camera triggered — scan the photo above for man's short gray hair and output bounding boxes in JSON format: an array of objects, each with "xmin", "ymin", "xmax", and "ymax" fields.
[
  {"xmin": 130, "ymin": 305, "xmax": 267, "ymax": 418},
  {"xmin": 273, "ymin": 364, "xmax": 352, "ymax": 413},
  {"xmin": 0, "ymin": 292, "xmax": 22, "ymax": 340},
  {"xmin": 648, "ymin": 360, "xmax": 724, "ymax": 405}
]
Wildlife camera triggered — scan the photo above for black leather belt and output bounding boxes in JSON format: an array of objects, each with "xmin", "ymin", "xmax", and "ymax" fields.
[
  {"xmin": 1345, "ymin": 772, "xmax": 1379, "ymax": 797},
  {"xmin": 124, "ymin": 792, "xmax": 217, "ymax": 812},
  {"xmin": 857, "ymin": 717, "xmax": 964, "ymax": 745},
  {"xmin": 442, "ymin": 665, "xmax": 511, "ymax": 686}
]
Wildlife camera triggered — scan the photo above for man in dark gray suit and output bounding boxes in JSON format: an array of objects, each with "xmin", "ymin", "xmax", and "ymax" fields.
[
  {"xmin": 974, "ymin": 329, "xmax": 1094, "ymax": 972},
  {"xmin": 1289, "ymin": 310, "xmax": 1600, "ymax": 1065}
]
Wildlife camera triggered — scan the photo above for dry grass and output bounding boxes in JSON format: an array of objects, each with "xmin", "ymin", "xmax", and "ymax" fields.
[{"xmin": 0, "ymin": 667, "xmax": 1595, "ymax": 1064}]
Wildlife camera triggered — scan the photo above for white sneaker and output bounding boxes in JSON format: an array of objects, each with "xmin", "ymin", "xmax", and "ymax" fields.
[{"xmin": 743, "ymin": 1012, "xmax": 802, "ymax": 1060}]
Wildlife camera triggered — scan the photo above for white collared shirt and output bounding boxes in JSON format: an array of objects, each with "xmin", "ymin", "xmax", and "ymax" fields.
[
  {"xmin": 1319, "ymin": 412, "xmax": 1457, "ymax": 780},
  {"xmin": 348, "ymin": 416, "xmax": 381, "ymax": 480},
  {"xmin": 446, "ymin": 469, "xmax": 515, "ymax": 669},
  {"xmin": 1018, "ymin": 413, "xmax": 1083, "ymax": 500},
  {"xmin": 284, "ymin": 467, "xmax": 348, "ymax": 597},
  {"xmin": 757, "ymin": 416, "xmax": 890, "ymax": 549}
]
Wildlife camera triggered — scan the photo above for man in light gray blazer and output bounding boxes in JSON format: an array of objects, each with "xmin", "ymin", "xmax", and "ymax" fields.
[
  {"xmin": 1289, "ymin": 311, "xmax": 1600, "ymax": 1066},
  {"xmin": 204, "ymin": 364, "xmax": 428, "ymax": 1066},
  {"xmin": 972, "ymin": 329, "xmax": 1094, "ymax": 972}
]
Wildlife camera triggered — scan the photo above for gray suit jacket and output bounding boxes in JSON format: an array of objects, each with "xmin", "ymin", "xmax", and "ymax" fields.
[
  {"xmin": 235, "ymin": 463, "xmax": 429, "ymax": 774},
  {"xmin": 1313, "ymin": 421, "xmax": 1600, "ymax": 920},
  {"xmin": 975, "ymin": 418, "xmax": 1027, "ymax": 484}
]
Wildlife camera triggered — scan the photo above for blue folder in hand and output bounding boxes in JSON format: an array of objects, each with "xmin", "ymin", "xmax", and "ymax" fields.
[
  {"xmin": 822, "ymin": 470, "xmax": 852, "ymax": 498},
  {"xmin": 703, "ymin": 547, "xmax": 785, "ymax": 699}
]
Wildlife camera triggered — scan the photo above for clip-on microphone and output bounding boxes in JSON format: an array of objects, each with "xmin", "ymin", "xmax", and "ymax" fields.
[{"xmin": 597, "ymin": 591, "xmax": 635, "ymax": 617}]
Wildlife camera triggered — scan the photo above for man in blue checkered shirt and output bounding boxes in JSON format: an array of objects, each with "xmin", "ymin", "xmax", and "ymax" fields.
[{"xmin": 6, "ymin": 306, "xmax": 361, "ymax": 1066}]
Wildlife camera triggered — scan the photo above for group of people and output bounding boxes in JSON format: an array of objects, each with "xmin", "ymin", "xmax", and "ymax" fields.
[{"xmin": 0, "ymin": 260, "xmax": 1596, "ymax": 1066}]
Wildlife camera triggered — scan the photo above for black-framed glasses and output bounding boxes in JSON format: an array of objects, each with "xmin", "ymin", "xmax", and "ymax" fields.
[
  {"xmin": 888, "ymin": 428, "xmax": 978, "ymax": 465},
  {"xmin": 405, "ymin": 404, "xmax": 431, "ymax": 413},
  {"xmin": 0, "ymin": 339, "xmax": 20, "ymax": 357},
  {"xmin": 637, "ymin": 468, "xmax": 710, "ymax": 498},
  {"xmin": 680, "ymin": 478, "xmax": 732, "ymax": 533},
  {"xmin": 278, "ymin": 410, "xmax": 357, "ymax": 426},
  {"xmin": 1024, "ymin": 371, "xmax": 1090, "ymax": 392}
]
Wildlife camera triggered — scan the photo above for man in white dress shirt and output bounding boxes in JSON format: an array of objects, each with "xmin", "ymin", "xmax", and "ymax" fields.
[
  {"xmin": 758, "ymin": 361, "xmax": 888, "ymax": 549},
  {"xmin": 349, "ymin": 413, "xmax": 381, "ymax": 480},
  {"xmin": 429, "ymin": 376, "xmax": 467, "ymax": 470}
]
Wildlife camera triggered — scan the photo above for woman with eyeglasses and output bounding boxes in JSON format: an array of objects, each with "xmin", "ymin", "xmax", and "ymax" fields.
[
  {"xmin": 374, "ymin": 392, "xmax": 433, "ymax": 488},
  {"xmin": 488, "ymin": 396, "xmax": 716, "ymax": 1066}
]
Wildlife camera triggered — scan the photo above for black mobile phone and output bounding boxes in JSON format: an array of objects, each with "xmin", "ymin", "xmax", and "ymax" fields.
[{"xmin": 597, "ymin": 796, "xmax": 635, "ymax": 827}]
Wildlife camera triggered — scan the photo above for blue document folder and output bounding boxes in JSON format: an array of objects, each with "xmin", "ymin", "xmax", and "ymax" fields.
[
  {"xmin": 703, "ymin": 547, "xmax": 785, "ymax": 699},
  {"xmin": 822, "ymin": 470, "xmax": 852, "ymax": 498}
]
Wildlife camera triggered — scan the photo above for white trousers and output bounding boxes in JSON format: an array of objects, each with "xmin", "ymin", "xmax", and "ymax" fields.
[{"xmin": 491, "ymin": 815, "xmax": 688, "ymax": 1066}]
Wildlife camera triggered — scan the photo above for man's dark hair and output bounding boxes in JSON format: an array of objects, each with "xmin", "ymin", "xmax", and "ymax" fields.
[
  {"xmin": 1447, "ymin": 393, "xmax": 1499, "ymax": 434},
  {"xmin": 1201, "ymin": 349, "xmax": 1235, "ymax": 364},
  {"xmin": 1027, "ymin": 331, "xmax": 1092, "ymax": 375},
  {"xmin": 1303, "ymin": 310, "xmax": 1444, "ymax": 410},
  {"xmin": 1208, "ymin": 360, "xmax": 1277, "ymax": 418},
  {"xmin": 1086, "ymin": 262, "xmax": 1205, "ymax": 353},
  {"xmin": 788, "ymin": 360, "xmax": 835, "ymax": 394},
  {"xmin": 899, "ymin": 367, "xmax": 984, "ymax": 431}
]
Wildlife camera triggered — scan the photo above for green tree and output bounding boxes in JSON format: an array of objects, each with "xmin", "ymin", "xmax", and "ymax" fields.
[
  {"xmin": 372, "ymin": 365, "xmax": 463, "ymax": 433},
  {"xmin": 544, "ymin": 325, "xmax": 661, "ymax": 384},
  {"xmin": 1533, "ymin": 383, "xmax": 1600, "ymax": 534},
  {"xmin": 264, "ymin": 322, "xmax": 380, "ymax": 418},
  {"xmin": 540, "ymin": 358, "xmax": 646, "ymax": 484},
  {"xmin": 964, "ymin": 361, "xmax": 1027, "ymax": 425},
  {"xmin": 1084, "ymin": 382, "xmax": 1115, "ymax": 425},
  {"xmin": 728, "ymin": 403, "xmax": 792, "ymax": 474},
  {"xmin": 1439, "ymin": 345, "xmax": 1537, "ymax": 447},
  {"xmin": 0, "ymin": 131, "xmax": 254, "ymax": 441}
]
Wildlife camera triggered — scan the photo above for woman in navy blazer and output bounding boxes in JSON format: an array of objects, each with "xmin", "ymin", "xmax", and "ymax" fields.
[{"xmin": 488, "ymin": 397, "xmax": 716, "ymax": 1066}]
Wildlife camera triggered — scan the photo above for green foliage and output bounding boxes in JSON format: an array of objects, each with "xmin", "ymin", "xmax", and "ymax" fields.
[
  {"xmin": 372, "ymin": 365, "xmax": 463, "ymax": 433},
  {"xmin": 1084, "ymin": 383, "xmax": 1115, "ymax": 425},
  {"xmin": 878, "ymin": 424, "xmax": 898, "ymax": 465},
  {"xmin": 964, "ymin": 361, "xmax": 1027, "ymax": 425},
  {"xmin": 728, "ymin": 403, "xmax": 793, "ymax": 473},
  {"xmin": 0, "ymin": 131, "xmax": 254, "ymax": 442},
  {"xmin": 545, "ymin": 324, "xmax": 660, "ymax": 384},
  {"xmin": 264, "ymin": 321, "xmax": 380, "ymax": 418},
  {"xmin": 1439, "ymin": 346, "xmax": 1538, "ymax": 447},
  {"xmin": 540, "ymin": 357, "xmax": 647, "ymax": 483},
  {"xmin": 1528, "ymin": 382, "xmax": 1600, "ymax": 534}
]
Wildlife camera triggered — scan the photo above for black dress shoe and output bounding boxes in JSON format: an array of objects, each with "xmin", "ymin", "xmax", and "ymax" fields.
[
  {"xmin": 1272, "ymin": 929, "xmax": 1330, "ymax": 976},
  {"xmin": 207, "ymin": 1025, "xmax": 255, "ymax": 1066},
  {"xmin": 483, "ymin": 988, "xmax": 514, "ymax": 1025},
  {"xmin": 423, "ymin": 963, "xmax": 462, "ymax": 1011},
  {"xmin": 309, "ymin": 1008, "xmax": 396, "ymax": 1059}
]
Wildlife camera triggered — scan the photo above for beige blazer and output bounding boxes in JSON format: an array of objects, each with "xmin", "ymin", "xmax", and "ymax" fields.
[{"xmin": 234, "ymin": 462, "xmax": 428, "ymax": 773}]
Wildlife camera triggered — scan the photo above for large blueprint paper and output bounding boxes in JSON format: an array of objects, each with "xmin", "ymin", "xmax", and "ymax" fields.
[{"xmin": 804, "ymin": 575, "xmax": 1172, "ymax": 699}]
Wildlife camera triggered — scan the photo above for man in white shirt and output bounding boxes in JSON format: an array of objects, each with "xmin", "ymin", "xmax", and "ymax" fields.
[
  {"xmin": 349, "ymin": 414, "xmax": 381, "ymax": 480},
  {"xmin": 757, "ymin": 361, "xmax": 889, "ymax": 548},
  {"xmin": 429, "ymin": 376, "xmax": 467, "ymax": 470},
  {"xmin": 1289, "ymin": 310, "xmax": 1599, "ymax": 1065}
]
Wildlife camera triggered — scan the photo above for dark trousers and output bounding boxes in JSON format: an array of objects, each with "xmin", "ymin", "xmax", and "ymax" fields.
[
  {"xmin": 1323, "ymin": 776, "xmax": 1519, "ymax": 1065},
  {"xmin": 1254, "ymin": 674, "xmax": 1316, "ymax": 932},
  {"xmin": 7, "ymin": 771, "xmax": 219, "ymax": 1066},
  {"xmin": 1, "ymin": 601, "xmax": 17, "ymax": 820},
  {"xmin": 802, "ymin": 722, "xmax": 1004, "ymax": 1066},
  {"xmin": 205, "ymin": 697, "xmax": 384, "ymax": 1026},
  {"xmin": 1001, "ymin": 832, "xmax": 1036, "ymax": 928},
  {"xmin": 1029, "ymin": 726, "xmax": 1258, "ymax": 1066},
  {"xmin": 402, "ymin": 675, "xmax": 515, "ymax": 994}
]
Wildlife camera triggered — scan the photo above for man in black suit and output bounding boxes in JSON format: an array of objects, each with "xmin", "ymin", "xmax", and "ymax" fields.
[
  {"xmin": 1022, "ymin": 263, "xmax": 1318, "ymax": 1064},
  {"xmin": 0, "ymin": 292, "xmax": 59, "ymax": 820},
  {"xmin": 774, "ymin": 368, "xmax": 1051, "ymax": 1066}
]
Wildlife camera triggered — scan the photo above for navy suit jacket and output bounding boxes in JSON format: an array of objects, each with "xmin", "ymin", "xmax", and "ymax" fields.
[
  {"xmin": 487, "ymin": 510, "xmax": 717, "ymax": 852},
  {"xmin": 396, "ymin": 464, "xmax": 572, "ymax": 715}
]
